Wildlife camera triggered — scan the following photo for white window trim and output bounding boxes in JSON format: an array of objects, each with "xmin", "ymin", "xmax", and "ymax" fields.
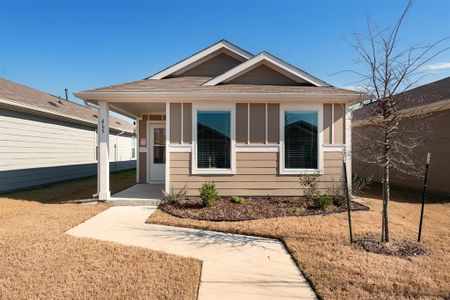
[
  {"xmin": 192, "ymin": 103, "xmax": 236, "ymax": 175},
  {"xmin": 279, "ymin": 103, "xmax": 324, "ymax": 175}
]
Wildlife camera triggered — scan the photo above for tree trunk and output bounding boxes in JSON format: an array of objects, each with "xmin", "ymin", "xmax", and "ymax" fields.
[{"xmin": 382, "ymin": 118, "xmax": 391, "ymax": 243}]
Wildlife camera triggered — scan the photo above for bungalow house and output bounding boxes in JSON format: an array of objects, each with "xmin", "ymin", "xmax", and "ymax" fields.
[
  {"xmin": 0, "ymin": 78, "xmax": 136, "ymax": 193},
  {"xmin": 353, "ymin": 77, "xmax": 450, "ymax": 199},
  {"xmin": 75, "ymin": 40, "xmax": 364, "ymax": 200}
]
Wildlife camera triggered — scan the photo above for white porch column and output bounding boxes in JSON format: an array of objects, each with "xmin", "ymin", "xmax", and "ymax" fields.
[
  {"xmin": 345, "ymin": 103, "xmax": 352, "ymax": 195},
  {"xmin": 98, "ymin": 101, "xmax": 111, "ymax": 200},
  {"xmin": 165, "ymin": 102, "xmax": 170, "ymax": 193}
]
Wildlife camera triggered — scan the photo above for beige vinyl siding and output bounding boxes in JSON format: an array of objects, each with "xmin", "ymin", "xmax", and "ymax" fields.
[
  {"xmin": 170, "ymin": 103, "xmax": 182, "ymax": 144},
  {"xmin": 323, "ymin": 104, "xmax": 332, "ymax": 144},
  {"xmin": 227, "ymin": 64, "xmax": 302, "ymax": 86},
  {"xmin": 175, "ymin": 52, "xmax": 243, "ymax": 77},
  {"xmin": 249, "ymin": 104, "xmax": 266, "ymax": 143},
  {"xmin": 333, "ymin": 104, "xmax": 345, "ymax": 144},
  {"xmin": 170, "ymin": 152, "xmax": 343, "ymax": 196}
]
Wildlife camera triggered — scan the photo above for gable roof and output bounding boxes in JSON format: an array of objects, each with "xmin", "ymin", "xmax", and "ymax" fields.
[
  {"xmin": 77, "ymin": 76, "xmax": 362, "ymax": 100},
  {"xmin": 353, "ymin": 76, "xmax": 450, "ymax": 121},
  {"xmin": 0, "ymin": 77, "xmax": 135, "ymax": 133},
  {"xmin": 204, "ymin": 52, "xmax": 330, "ymax": 87},
  {"xmin": 148, "ymin": 39, "xmax": 253, "ymax": 79}
]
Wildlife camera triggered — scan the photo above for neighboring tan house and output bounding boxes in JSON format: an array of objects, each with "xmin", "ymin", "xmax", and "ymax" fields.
[
  {"xmin": 75, "ymin": 40, "xmax": 365, "ymax": 200},
  {"xmin": 0, "ymin": 78, "xmax": 136, "ymax": 193},
  {"xmin": 353, "ymin": 76, "xmax": 450, "ymax": 199}
]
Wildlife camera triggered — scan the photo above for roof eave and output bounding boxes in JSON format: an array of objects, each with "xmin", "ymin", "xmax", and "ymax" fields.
[{"xmin": 74, "ymin": 91, "xmax": 367, "ymax": 103}]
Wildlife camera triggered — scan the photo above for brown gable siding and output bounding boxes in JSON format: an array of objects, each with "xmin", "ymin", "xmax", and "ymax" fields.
[
  {"xmin": 267, "ymin": 104, "xmax": 279, "ymax": 143},
  {"xmin": 249, "ymin": 104, "xmax": 266, "ymax": 143},
  {"xmin": 176, "ymin": 53, "xmax": 242, "ymax": 77},
  {"xmin": 182, "ymin": 103, "xmax": 192, "ymax": 144},
  {"xmin": 333, "ymin": 104, "xmax": 345, "ymax": 144},
  {"xmin": 170, "ymin": 103, "xmax": 182, "ymax": 144},
  {"xmin": 323, "ymin": 104, "xmax": 332, "ymax": 144},
  {"xmin": 236, "ymin": 103, "xmax": 248, "ymax": 143},
  {"xmin": 227, "ymin": 64, "xmax": 302, "ymax": 86},
  {"xmin": 138, "ymin": 152, "xmax": 147, "ymax": 183}
]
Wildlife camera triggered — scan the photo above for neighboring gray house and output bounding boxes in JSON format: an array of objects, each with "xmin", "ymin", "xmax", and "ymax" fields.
[
  {"xmin": 0, "ymin": 77, "xmax": 136, "ymax": 193},
  {"xmin": 353, "ymin": 77, "xmax": 450, "ymax": 199}
]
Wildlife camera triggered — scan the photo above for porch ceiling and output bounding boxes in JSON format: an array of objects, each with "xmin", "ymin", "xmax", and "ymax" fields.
[{"xmin": 93, "ymin": 101, "xmax": 166, "ymax": 118}]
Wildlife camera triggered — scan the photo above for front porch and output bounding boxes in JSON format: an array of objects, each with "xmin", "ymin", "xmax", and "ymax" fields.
[
  {"xmin": 107, "ymin": 184, "xmax": 163, "ymax": 206},
  {"xmin": 94, "ymin": 100, "xmax": 168, "ymax": 200}
]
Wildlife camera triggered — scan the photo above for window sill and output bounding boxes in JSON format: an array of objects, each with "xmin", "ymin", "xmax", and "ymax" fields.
[
  {"xmin": 192, "ymin": 168, "xmax": 235, "ymax": 175},
  {"xmin": 279, "ymin": 169, "xmax": 323, "ymax": 175}
]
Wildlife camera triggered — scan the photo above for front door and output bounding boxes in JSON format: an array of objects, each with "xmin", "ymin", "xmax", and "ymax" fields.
[{"xmin": 148, "ymin": 124, "xmax": 166, "ymax": 182}]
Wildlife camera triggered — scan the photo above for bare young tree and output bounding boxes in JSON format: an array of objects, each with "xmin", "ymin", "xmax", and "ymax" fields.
[{"xmin": 350, "ymin": 0, "xmax": 449, "ymax": 242}]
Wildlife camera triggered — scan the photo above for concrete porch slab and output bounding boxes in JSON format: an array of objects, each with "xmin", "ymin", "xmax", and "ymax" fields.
[{"xmin": 107, "ymin": 184, "xmax": 163, "ymax": 206}]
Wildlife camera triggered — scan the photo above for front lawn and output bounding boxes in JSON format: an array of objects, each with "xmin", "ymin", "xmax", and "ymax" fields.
[
  {"xmin": 0, "ymin": 171, "xmax": 202, "ymax": 299},
  {"xmin": 149, "ymin": 196, "xmax": 450, "ymax": 299}
]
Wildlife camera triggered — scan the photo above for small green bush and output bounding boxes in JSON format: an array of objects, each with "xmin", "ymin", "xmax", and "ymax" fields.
[
  {"xmin": 312, "ymin": 193, "xmax": 333, "ymax": 210},
  {"xmin": 199, "ymin": 181, "xmax": 218, "ymax": 207},
  {"xmin": 290, "ymin": 207, "xmax": 300, "ymax": 216},
  {"xmin": 231, "ymin": 196, "xmax": 245, "ymax": 204}
]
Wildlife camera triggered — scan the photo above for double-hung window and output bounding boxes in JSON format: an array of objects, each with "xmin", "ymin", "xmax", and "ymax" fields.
[
  {"xmin": 193, "ymin": 104, "xmax": 235, "ymax": 174},
  {"xmin": 281, "ymin": 104, "xmax": 322, "ymax": 174}
]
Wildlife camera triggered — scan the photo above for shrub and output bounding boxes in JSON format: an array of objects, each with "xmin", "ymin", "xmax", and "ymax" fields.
[
  {"xmin": 199, "ymin": 182, "xmax": 218, "ymax": 207},
  {"xmin": 352, "ymin": 174, "xmax": 373, "ymax": 196},
  {"xmin": 312, "ymin": 193, "xmax": 333, "ymax": 210},
  {"xmin": 290, "ymin": 207, "xmax": 300, "ymax": 216},
  {"xmin": 299, "ymin": 171, "xmax": 321, "ymax": 198},
  {"xmin": 231, "ymin": 196, "xmax": 245, "ymax": 204},
  {"xmin": 161, "ymin": 185, "xmax": 187, "ymax": 203}
]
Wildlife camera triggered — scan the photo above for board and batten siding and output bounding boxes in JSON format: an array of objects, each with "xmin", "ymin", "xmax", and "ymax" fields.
[
  {"xmin": 0, "ymin": 109, "xmax": 135, "ymax": 193},
  {"xmin": 167, "ymin": 102, "xmax": 348, "ymax": 196},
  {"xmin": 170, "ymin": 152, "xmax": 344, "ymax": 196}
]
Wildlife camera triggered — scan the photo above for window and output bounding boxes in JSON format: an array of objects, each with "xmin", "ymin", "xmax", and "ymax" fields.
[
  {"xmin": 279, "ymin": 103, "xmax": 323, "ymax": 175},
  {"xmin": 197, "ymin": 111, "xmax": 231, "ymax": 169},
  {"xmin": 283, "ymin": 110, "xmax": 319, "ymax": 171},
  {"xmin": 153, "ymin": 128, "xmax": 165, "ymax": 164}
]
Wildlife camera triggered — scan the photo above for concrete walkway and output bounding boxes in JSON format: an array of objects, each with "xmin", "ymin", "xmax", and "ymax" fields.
[
  {"xmin": 107, "ymin": 184, "xmax": 162, "ymax": 206},
  {"xmin": 67, "ymin": 206, "xmax": 316, "ymax": 300}
]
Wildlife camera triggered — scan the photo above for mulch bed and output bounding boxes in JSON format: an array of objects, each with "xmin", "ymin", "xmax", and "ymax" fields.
[
  {"xmin": 353, "ymin": 234, "xmax": 429, "ymax": 257},
  {"xmin": 159, "ymin": 197, "xmax": 369, "ymax": 221}
]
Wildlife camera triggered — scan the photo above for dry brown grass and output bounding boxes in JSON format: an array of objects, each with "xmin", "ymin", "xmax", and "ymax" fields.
[
  {"xmin": 4, "ymin": 169, "xmax": 137, "ymax": 203},
  {"xmin": 0, "ymin": 199, "xmax": 201, "ymax": 299},
  {"xmin": 149, "ymin": 197, "xmax": 450, "ymax": 299}
]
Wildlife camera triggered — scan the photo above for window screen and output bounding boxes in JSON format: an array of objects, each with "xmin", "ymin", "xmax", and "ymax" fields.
[
  {"xmin": 284, "ymin": 111, "xmax": 318, "ymax": 169},
  {"xmin": 197, "ymin": 111, "xmax": 231, "ymax": 169}
]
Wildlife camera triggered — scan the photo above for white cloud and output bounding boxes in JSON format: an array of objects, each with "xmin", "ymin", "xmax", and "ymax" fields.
[{"xmin": 423, "ymin": 62, "xmax": 450, "ymax": 71}]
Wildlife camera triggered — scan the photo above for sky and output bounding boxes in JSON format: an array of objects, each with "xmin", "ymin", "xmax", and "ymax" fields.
[{"xmin": 1, "ymin": 0, "xmax": 449, "ymax": 121}]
